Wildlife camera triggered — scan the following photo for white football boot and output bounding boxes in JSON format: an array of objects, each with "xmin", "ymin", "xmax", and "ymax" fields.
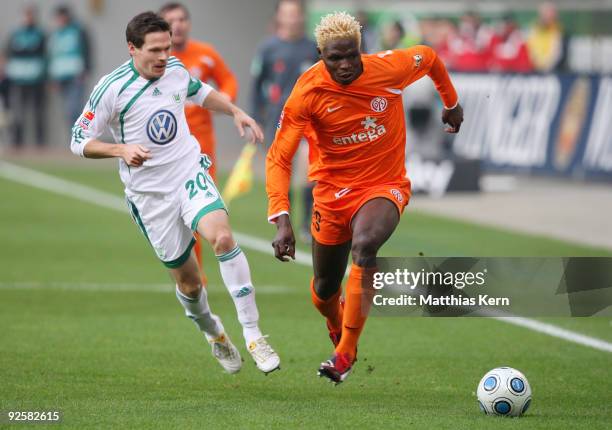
[
  {"xmin": 205, "ymin": 315, "xmax": 242, "ymax": 374},
  {"xmin": 247, "ymin": 335, "xmax": 280, "ymax": 374}
]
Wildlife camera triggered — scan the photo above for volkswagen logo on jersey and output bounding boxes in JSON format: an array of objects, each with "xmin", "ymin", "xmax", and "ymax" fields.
[{"xmin": 147, "ymin": 109, "xmax": 177, "ymax": 145}]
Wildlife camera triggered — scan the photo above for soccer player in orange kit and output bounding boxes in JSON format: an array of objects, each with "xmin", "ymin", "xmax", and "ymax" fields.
[
  {"xmin": 160, "ymin": 3, "xmax": 238, "ymax": 269},
  {"xmin": 266, "ymin": 12, "xmax": 464, "ymax": 384}
]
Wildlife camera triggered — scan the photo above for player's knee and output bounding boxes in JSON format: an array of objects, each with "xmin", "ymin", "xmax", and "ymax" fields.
[
  {"xmin": 211, "ymin": 228, "xmax": 235, "ymax": 255},
  {"xmin": 176, "ymin": 279, "xmax": 201, "ymax": 298},
  {"xmin": 174, "ymin": 270, "xmax": 202, "ymax": 298},
  {"xmin": 313, "ymin": 276, "xmax": 341, "ymax": 300},
  {"xmin": 351, "ymin": 233, "xmax": 379, "ymax": 266}
]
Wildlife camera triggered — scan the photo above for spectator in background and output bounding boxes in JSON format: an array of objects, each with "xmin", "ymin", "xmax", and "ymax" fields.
[
  {"xmin": 250, "ymin": 0, "xmax": 319, "ymax": 242},
  {"xmin": 381, "ymin": 18, "xmax": 422, "ymax": 51},
  {"xmin": 0, "ymin": 55, "xmax": 7, "ymax": 106},
  {"xmin": 251, "ymin": 0, "xmax": 318, "ymax": 143},
  {"xmin": 527, "ymin": 2, "xmax": 564, "ymax": 72},
  {"xmin": 4, "ymin": 5, "xmax": 46, "ymax": 148},
  {"xmin": 421, "ymin": 17, "xmax": 455, "ymax": 53},
  {"xmin": 0, "ymin": 55, "xmax": 11, "ymax": 145},
  {"xmin": 442, "ymin": 11, "xmax": 493, "ymax": 72},
  {"xmin": 356, "ymin": 10, "xmax": 378, "ymax": 53},
  {"xmin": 48, "ymin": 5, "xmax": 91, "ymax": 128},
  {"xmin": 489, "ymin": 14, "xmax": 533, "ymax": 73},
  {"xmin": 380, "ymin": 21, "xmax": 406, "ymax": 50}
]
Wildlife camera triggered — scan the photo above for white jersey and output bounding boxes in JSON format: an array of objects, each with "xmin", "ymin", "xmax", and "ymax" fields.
[{"xmin": 70, "ymin": 56, "xmax": 213, "ymax": 193}]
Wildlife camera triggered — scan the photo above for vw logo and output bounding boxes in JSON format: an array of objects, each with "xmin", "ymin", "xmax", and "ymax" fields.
[
  {"xmin": 147, "ymin": 109, "xmax": 177, "ymax": 145},
  {"xmin": 370, "ymin": 96, "xmax": 388, "ymax": 112}
]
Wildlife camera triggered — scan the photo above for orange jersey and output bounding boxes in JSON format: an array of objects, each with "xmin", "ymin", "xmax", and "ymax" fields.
[
  {"xmin": 266, "ymin": 45, "xmax": 458, "ymax": 220},
  {"xmin": 171, "ymin": 40, "xmax": 238, "ymax": 130}
]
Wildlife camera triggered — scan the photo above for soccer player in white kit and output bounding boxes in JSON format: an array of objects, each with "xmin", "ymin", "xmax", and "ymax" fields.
[{"xmin": 70, "ymin": 11, "xmax": 280, "ymax": 374}]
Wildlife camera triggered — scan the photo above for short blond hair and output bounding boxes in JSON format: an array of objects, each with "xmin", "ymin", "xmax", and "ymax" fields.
[{"xmin": 314, "ymin": 11, "xmax": 361, "ymax": 50}]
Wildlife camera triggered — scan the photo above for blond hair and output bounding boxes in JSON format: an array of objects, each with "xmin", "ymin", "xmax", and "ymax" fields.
[{"xmin": 314, "ymin": 11, "xmax": 361, "ymax": 50}]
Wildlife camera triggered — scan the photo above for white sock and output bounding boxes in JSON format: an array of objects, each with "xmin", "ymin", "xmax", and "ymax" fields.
[
  {"xmin": 175, "ymin": 285, "xmax": 221, "ymax": 338},
  {"xmin": 217, "ymin": 245, "xmax": 262, "ymax": 345}
]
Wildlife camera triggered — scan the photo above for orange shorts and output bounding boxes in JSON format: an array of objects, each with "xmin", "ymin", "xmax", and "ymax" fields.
[{"xmin": 311, "ymin": 181, "xmax": 411, "ymax": 246}]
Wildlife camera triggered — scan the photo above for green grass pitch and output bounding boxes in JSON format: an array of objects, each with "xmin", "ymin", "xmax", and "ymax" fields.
[{"xmin": 0, "ymin": 160, "xmax": 610, "ymax": 429}]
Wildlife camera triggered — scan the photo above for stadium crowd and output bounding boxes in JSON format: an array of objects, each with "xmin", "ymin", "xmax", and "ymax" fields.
[
  {"xmin": 362, "ymin": 2, "xmax": 565, "ymax": 73},
  {"xmin": 0, "ymin": 1, "xmax": 580, "ymax": 152}
]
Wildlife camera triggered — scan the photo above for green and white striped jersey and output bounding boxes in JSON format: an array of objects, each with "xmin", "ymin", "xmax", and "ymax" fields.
[{"xmin": 70, "ymin": 56, "xmax": 212, "ymax": 193}]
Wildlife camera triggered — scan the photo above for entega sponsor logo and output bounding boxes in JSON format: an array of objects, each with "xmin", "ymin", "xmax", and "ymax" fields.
[{"xmin": 332, "ymin": 116, "xmax": 387, "ymax": 145}]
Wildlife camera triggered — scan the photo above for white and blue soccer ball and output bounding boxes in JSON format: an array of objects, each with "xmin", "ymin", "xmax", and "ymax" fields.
[{"xmin": 477, "ymin": 367, "xmax": 532, "ymax": 417}]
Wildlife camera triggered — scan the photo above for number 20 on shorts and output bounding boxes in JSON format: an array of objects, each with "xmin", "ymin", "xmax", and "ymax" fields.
[{"xmin": 184, "ymin": 172, "xmax": 214, "ymax": 200}]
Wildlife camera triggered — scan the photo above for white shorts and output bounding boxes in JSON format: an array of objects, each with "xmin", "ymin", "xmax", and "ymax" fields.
[{"xmin": 125, "ymin": 154, "xmax": 226, "ymax": 268}]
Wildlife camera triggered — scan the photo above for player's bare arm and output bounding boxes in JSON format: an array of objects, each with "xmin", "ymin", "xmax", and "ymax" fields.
[
  {"xmin": 82, "ymin": 139, "xmax": 151, "ymax": 167},
  {"xmin": 442, "ymin": 103, "xmax": 464, "ymax": 133},
  {"xmin": 272, "ymin": 214, "xmax": 296, "ymax": 262},
  {"xmin": 202, "ymin": 90, "xmax": 264, "ymax": 144}
]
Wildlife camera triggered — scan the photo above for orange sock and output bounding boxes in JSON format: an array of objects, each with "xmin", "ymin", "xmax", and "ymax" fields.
[
  {"xmin": 193, "ymin": 234, "xmax": 208, "ymax": 286},
  {"xmin": 310, "ymin": 278, "xmax": 343, "ymax": 333},
  {"xmin": 336, "ymin": 264, "xmax": 376, "ymax": 361}
]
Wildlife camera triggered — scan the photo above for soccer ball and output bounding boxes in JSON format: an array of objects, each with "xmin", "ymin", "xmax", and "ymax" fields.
[{"xmin": 476, "ymin": 367, "xmax": 532, "ymax": 417}]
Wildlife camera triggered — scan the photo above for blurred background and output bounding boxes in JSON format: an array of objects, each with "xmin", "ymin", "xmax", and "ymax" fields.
[
  {"xmin": 0, "ymin": 0, "xmax": 279, "ymax": 158},
  {"xmin": 1, "ymin": 0, "xmax": 611, "ymax": 250}
]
